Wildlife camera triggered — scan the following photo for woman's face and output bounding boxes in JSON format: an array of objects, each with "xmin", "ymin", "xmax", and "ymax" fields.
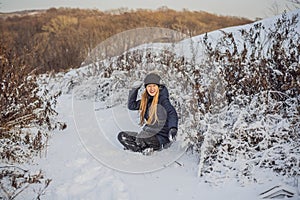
[{"xmin": 146, "ymin": 84, "xmax": 159, "ymax": 96}]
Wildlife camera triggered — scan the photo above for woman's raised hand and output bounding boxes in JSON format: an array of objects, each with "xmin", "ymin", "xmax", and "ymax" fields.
[{"xmin": 132, "ymin": 80, "xmax": 143, "ymax": 89}]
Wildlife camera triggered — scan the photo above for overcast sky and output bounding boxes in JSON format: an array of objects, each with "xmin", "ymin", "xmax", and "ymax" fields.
[{"xmin": 0, "ymin": 0, "xmax": 296, "ymax": 20}]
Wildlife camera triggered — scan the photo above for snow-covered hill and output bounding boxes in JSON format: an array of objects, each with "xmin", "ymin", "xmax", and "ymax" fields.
[{"xmin": 18, "ymin": 9, "xmax": 300, "ymax": 199}]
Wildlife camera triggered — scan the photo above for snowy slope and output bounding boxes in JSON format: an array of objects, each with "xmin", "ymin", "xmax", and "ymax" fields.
[
  {"xmin": 23, "ymin": 10, "xmax": 300, "ymax": 199},
  {"xmin": 26, "ymin": 94, "xmax": 293, "ymax": 200}
]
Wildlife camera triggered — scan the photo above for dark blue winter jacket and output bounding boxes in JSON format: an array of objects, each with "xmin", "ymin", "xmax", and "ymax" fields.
[{"xmin": 127, "ymin": 85, "xmax": 178, "ymax": 145}]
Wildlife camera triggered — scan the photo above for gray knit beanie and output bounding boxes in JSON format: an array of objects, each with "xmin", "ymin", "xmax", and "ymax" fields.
[{"xmin": 144, "ymin": 73, "xmax": 161, "ymax": 87}]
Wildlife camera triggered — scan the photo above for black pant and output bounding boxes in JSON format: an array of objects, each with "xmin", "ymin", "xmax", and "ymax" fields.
[{"xmin": 117, "ymin": 131, "xmax": 161, "ymax": 152}]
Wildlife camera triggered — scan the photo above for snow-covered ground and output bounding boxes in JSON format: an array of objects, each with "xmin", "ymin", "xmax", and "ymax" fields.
[
  {"xmin": 17, "ymin": 9, "xmax": 300, "ymax": 199},
  {"xmin": 32, "ymin": 94, "xmax": 296, "ymax": 200}
]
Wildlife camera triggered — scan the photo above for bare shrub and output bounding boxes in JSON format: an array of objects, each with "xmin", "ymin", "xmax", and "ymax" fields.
[
  {"xmin": 194, "ymin": 12, "xmax": 300, "ymax": 182},
  {"xmin": 0, "ymin": 45, "xmax": 65, "ymax": 199}
]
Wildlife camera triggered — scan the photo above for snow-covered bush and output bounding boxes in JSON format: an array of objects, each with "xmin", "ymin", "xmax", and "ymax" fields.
[
  {"xmin": 0, "ymin": 166, "xmax": 51, "ymax": 200},
  {"xmin": 193, "ymin": 12, "xmax": 300, "ymax": 183},
  {"xmin": 0, "ymin": 46, "xmax": 64, "ymax": 199},
  {"xmin": 197, "ymin": 91, "xmax": 299, "ymax": 183},
  {"xmin": 202, "ymin": 12, "xmax": 299, "ymax": 100},
  {"xmin": 0, "ymin": 47, "xmax": 64, "ymax": 163}
]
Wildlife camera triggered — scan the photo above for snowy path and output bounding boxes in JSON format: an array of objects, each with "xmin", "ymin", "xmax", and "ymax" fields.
[
  {"xmin": 36, "ymin": 95, "xmax": 130, "ymax": 199},
  {"xmin": 34, "ymin": 94, "xmax": 286, "ymax": 200}
]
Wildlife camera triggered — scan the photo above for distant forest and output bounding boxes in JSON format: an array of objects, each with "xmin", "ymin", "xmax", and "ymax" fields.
[{"xmin": 0, "ymin": 7, "xmax": 253, "ymax": 73}]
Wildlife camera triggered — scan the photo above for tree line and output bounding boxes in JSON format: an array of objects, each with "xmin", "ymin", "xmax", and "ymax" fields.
[{"xmin": 0, "ymin": 7, "xmax": 252, "ymax": 73}]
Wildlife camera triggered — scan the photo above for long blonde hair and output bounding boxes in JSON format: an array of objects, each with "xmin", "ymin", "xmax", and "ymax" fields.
[{"xmin": 139, "ymin": 89, "xmax": 160, "ymax": 125}]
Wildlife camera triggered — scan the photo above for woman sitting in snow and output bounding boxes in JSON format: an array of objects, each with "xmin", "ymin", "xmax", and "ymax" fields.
[{"xmin": 117, "ymin": 72, "xmax": 178, "ymax": 153}]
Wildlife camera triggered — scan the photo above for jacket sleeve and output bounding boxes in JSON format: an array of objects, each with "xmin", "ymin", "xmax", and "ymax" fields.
[
  {"xmin": 127, "ymin": 88, "xmax": 141, "ymax": 110},
  {"xmin": 161, "ymin": 98, "xmax": 178, "ymax": 129}
]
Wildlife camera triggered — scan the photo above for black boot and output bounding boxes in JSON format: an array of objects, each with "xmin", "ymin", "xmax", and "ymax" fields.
[{"xmin": 117, "ymin": 131, "xmax": 142, "ymax": 152}]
